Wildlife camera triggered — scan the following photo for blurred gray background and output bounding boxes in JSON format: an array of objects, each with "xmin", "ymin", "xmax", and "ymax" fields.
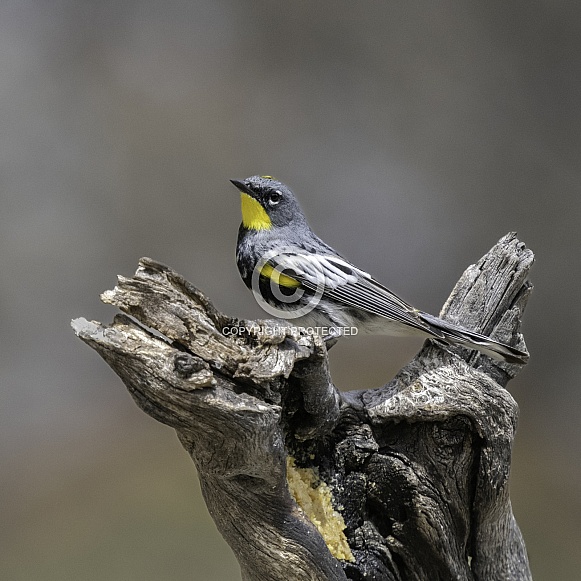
[{"xmin": 1, "ymin": 1, "xmax": 579, "ymax": 579}]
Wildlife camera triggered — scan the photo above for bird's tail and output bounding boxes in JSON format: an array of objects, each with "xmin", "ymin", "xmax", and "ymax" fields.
[{"xmin": 419, "ymin": 312, "xmax": 529, "ymax": 365}]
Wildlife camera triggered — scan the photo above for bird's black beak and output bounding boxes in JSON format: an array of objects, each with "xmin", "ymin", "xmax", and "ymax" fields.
[{"xmin": 230, "ymin": 179, "xmax": 254, "ymax": 196}]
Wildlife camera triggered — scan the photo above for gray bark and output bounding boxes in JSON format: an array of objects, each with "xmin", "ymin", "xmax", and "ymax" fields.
[{"xmin": 72, "ymin": 232, "xmax": 533, "ymax": 580}]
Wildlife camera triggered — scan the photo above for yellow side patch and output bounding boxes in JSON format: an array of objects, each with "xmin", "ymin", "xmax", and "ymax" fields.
[
  {"xmin": 240, "ymin": 193, "xmax": 272, "ymax": 230},
  {"xmin": 286, "ymin": 456, "xmax": 354, "ymax": 562},
  {"xmin": 260, "ymin": 263, "xmax": 300, "ymax": 288}
]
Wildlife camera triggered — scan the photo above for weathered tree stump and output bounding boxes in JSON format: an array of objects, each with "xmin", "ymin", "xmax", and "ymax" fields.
[{"xmin": 72, "ymin": 233, "xmax": 533, "ymax": 580}]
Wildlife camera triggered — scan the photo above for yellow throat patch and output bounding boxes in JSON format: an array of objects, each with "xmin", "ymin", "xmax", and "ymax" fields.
[{"xmin": 240, "ymin": 193, "xmax": 272, "ymax": 230}]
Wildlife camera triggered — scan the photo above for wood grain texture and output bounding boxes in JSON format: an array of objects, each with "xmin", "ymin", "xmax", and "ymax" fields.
[{"xmin": 73, "ymin": 233, "xmax": 533, "ymax": 580}]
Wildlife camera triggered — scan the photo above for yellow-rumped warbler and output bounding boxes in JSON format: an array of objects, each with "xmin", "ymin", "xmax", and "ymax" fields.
[{"xmin": 231, "ymin": 175, "xmax": 528, "ymax": 364}]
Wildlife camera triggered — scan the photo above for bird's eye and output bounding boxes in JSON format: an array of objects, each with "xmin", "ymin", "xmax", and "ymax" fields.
[{"xmin": 268, "ymin": 191, "xmax": 282, "ymax": 205}]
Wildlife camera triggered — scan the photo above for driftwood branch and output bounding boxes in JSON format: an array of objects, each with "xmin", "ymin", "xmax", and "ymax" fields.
[{"xmin": 72, "ymin": 233, "xmax": 533, "ymax": 580}]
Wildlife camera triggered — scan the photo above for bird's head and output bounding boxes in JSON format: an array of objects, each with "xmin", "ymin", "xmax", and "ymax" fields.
[{"xmin": 230, "ymin": 175, "xmax": 306, "ymax": 230}]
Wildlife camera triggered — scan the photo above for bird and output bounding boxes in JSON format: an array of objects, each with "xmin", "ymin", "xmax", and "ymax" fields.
[{"xmin": 230, "ymin": 175, "xmax": 528, "ymax": 365}]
